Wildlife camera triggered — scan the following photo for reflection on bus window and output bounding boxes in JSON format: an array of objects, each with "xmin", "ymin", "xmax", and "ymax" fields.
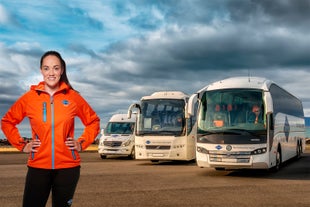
[
  {"xmin": 198, "ymin": 89, "xmax": 266, "ymax": 131},
  {"xmin": 105, "ymin": 122, "xmax": 134, "ymax": 135},
  {"xmin": 137, "ymin": 99, "xmax": 185, "ymax": 136}
]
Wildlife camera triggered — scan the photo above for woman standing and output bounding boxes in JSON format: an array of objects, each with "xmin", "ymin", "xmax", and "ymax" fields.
[{"xmin": 1, "ymin": 50, "xmax": 100, "ymax": 207}]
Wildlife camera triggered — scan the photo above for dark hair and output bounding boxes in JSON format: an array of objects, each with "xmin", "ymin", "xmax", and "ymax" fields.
[{"xmin": 40, "ymin": 50, "xmax": 74, "ymax": 90}]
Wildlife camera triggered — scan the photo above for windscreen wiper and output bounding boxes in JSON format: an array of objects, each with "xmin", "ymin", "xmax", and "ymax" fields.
[{"xmin": 228, "ymin": 129, "xmax": 262, "ymax": 138}]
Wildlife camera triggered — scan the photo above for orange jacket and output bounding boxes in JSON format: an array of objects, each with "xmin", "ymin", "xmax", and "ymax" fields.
[{"xmin": 1, "ymin": 81, "xmax": 100, "ymax": 169}]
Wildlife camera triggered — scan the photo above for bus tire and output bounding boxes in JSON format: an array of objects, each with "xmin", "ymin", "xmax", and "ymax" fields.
[
  {"xmin": 274, "ymin": 147, "xmax": 282, "ymax": 172},
  {"xmin": 296, "ymin": 141, "xmax": 302, "ymax": 160},
  {"xmin": 215, "ymin": 167, "xmax": 225, "ymax": 171},
  {"xmin": 129, "ymin": 147, "xmax": 135, "ymax": 159},
  {"xmin": 100, "ymin": 154, "xmax": 107, "ymax": 159}
]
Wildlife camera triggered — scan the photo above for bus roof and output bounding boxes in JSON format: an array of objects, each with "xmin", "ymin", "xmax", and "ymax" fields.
[
  {"xmin": 141, "ymin": 91, "xmax": 189, "ymax": 100},
  {"xmin": 109, "ymin": 114, "xmax": 136, "ymax": 123},
  {"xmin": 199, "ymin": 76, "xmax": 274, "ymax": 92}
]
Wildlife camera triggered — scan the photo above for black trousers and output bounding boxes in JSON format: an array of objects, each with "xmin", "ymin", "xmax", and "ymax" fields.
[{"xmin": 23, "ymin": 166, "xmax": 80, "ymax": 207}]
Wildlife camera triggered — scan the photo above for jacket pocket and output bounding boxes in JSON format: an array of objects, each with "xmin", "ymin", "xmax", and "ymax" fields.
[
  {"xmin": 42, "ymin": 102, "xmax": 47, "ymax": 122},
  {"xmin": 30, "ymin": 135, "xmax": 39, "ymax": 160},
  {"xmin": 71, "ymin": 149, "xmax": 77, "ymax": 160}
]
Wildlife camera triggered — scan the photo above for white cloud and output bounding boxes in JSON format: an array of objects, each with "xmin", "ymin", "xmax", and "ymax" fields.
[{"xmin": 0, "ymin": 4, "xmax": 9, "ymax": 24}]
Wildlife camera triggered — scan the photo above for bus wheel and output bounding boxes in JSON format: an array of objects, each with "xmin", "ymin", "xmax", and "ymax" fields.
[
  {"xmin": 215, "ymin": 167, "xmax": 225, "ymax": 171},
  {"xmin": 296, "ymin": 142, "xmax": 302, "ymax": 160},
  {"xmin": 129, "ymin": 148, "xmax": 135, "ymax": 159},
  {"xmin": 100, "ymin": 154, "xmax": 107, "ymax": 159},
  {"xmin": 274, "ymin": 148, "xmax": 282, "ymax": 171}
]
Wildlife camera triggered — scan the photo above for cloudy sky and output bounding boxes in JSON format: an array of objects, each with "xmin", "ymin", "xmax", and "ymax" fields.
[{"xmin": 1, "ymin": 0, "xmax": 310, "ymax": 136}]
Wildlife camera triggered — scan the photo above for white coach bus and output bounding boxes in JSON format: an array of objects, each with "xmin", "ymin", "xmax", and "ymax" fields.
[
  {"xmin": 98, "ymin": 114, "xmax": 136, "ymax": 159},
  {"xmin": 128, "ymin": 91, "xmax": 197, "ymax": 162},
  {"xmin": 188, "ymin": 76, "xmax": 305, "ymax": 171}
]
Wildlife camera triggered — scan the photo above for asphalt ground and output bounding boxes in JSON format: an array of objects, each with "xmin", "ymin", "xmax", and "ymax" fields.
[{"xmin": 0, "ymin": 145, "xmax": 310, "ymax": 207}]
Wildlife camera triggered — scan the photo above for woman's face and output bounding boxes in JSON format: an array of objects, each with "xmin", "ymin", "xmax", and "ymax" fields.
[{"xmin": 40, "ymin": 55, "xmax": 63, "ymax": 90}]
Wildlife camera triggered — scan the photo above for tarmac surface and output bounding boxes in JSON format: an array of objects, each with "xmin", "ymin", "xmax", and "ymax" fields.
[{"xmin": 0, "ymin": 145, "xmax": 310, "ymax": 207}]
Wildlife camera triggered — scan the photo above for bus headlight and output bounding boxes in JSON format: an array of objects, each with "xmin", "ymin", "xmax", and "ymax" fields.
[
  {"xmin": 122, "ymin": 139, "xmax": 131, "ymax": 147},
  {"xmin": 197, "ymin": 146, "xmax": 209, "ymax": 154},
  {"xmin": 251, "ymin": 147, "xmax": 267, "ymax": 155}
]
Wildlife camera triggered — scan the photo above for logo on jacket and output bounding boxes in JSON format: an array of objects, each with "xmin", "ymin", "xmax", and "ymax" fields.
[{"xmin": 62, "ymin": 100, "xmax": 69, "ymax": 106}]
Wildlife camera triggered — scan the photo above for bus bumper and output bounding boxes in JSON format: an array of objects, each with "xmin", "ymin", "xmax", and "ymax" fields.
[{"xmin": 196, "ymin": 153, "xmax": 269, "ymax": 169}]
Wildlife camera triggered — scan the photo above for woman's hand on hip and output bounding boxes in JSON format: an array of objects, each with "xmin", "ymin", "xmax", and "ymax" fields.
[
  {"xmin": 23, "ymin": 139, "xmax": 41, "ymax": 153},
  {"xmin": 65, "ymin": 137, "xmax": 82, "ymax": 152}
]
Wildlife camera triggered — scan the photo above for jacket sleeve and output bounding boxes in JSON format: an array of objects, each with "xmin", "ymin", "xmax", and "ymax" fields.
[
  {"xmin": 1, "ymin": 95, "xmax": 28, "ymax": 151},
  {"xmin": 74, "ymin": 93, "xmax": 100, "ymax": 150}
]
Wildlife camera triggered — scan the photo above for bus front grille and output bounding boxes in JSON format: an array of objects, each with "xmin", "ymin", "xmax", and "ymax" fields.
[
  {"xmin": 209, "ymin": 154, "xmax": 251, "ymax": 163},
  {"xmin": 146, "ymin": 145, "xmax": 171, "ymax": 150},
  {"xmin": 104, "ymin": 141, "xmax": 122, "ymax": 147}
]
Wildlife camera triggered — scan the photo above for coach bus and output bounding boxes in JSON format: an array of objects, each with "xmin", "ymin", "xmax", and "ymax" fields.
[
  {"xmin": 128, "ymin": 91, "xmax": 197, "ymax": 162},
  {"xmin": 187, "ymin": 76, "xmax": 305, "ymax": 171},
  {"xmin": 98, "ymin": 113, "xmax": 136, "ymax": 159}
]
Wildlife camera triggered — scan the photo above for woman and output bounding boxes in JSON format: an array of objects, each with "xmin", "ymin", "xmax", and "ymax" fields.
[{"xmin": 1, "ymin": 51, "xmax": 100, "ymax": 207}]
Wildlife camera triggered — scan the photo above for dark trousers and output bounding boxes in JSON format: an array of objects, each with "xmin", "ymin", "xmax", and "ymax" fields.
[{"xmin": 23, "ymin": 166, "xmax": 80, "ymax": 207}]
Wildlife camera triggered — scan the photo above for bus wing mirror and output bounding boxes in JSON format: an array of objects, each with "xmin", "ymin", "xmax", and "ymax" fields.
[
  {"xmin": 188, "ymin": 94, "xmax": 198, "ymax": 116},
  {"xmin": 127, "ymin": 110, "xmax": 132, "ymax": 119},
  {"xmin": 128, "ymin": 103, "xmax": 141, "ymax": 119},
  {"xmin": 185, "ymin": 103, "xmax": 189, "ymax": 119}
]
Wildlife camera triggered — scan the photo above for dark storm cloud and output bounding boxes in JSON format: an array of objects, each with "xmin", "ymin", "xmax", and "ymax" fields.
[
  {"xmin": 81, "ymin": 0, "xmax": 310, "ymax": 120},
  {"xmin": 0, "ymin": 71, "xmax": 25, "ymax": 104},
  {"xmin": 100, "ymin": 23, "xmax": 310, "ymax": 76},
  {"xmin": 60, "ymin": 1, "xmax": 310, "ymax": 120},
  {"xmin": 113, "ymin": 0, "xmax": 310, "ymax": 72},
  {"xmin": 157, "ymin": 0, "xmax": 310, "ymax": 29},
  {"xmin": 228, "ymin": 0, "xmax": 310, "ymax": 28}
]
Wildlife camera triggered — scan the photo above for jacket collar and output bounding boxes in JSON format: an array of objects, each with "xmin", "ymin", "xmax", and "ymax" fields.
[{"xmin": 31, "ymin": 81, "xmax": 70, "ymax": 95}]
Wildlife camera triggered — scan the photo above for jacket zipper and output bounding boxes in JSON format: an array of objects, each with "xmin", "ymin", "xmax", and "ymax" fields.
[
  {"xmin": 41, "ymin": 89, "xmax": 77, "ymax": 168},
  {"xmin": 51, "ymin": 96, "xmax": 55, "ymax": 169}
]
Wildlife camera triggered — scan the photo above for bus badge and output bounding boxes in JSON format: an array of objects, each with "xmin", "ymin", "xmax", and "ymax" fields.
[
  {"xmin": 215, "ymin": 145, "xmax": 222, "ymax": 150},
  {"xmin": 226, "ymin": 145, "xmax": 232, "ymax": 151}
]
